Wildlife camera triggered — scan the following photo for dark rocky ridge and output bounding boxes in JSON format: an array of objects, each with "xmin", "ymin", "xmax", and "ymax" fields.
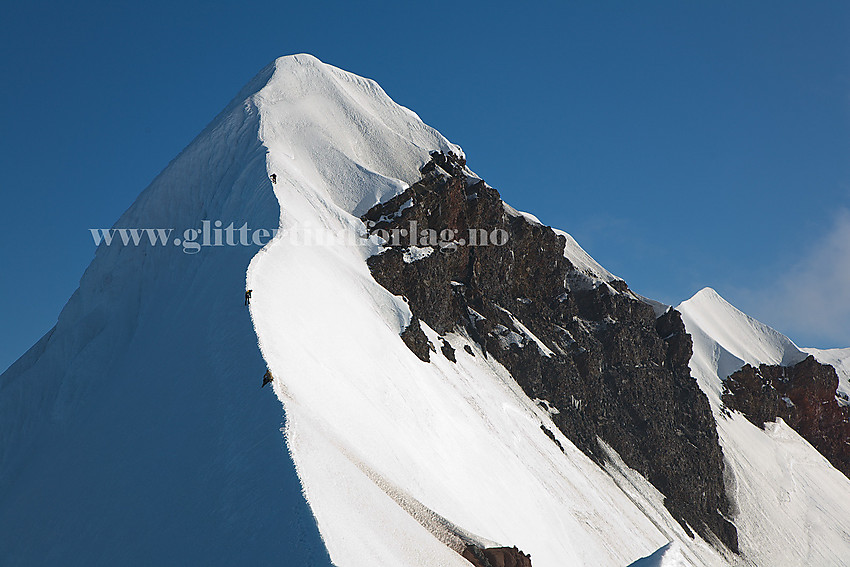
[
  {"xmin": 363, "ymin": 152, "xmax": 738, "ymax": 552},
  {"xmin": 723, "ymin": 355, "xmax": 850, "ymax": 478},
  {"xmin": 462, "ymin": 545, "xmax": 532, "ymax": 567}
]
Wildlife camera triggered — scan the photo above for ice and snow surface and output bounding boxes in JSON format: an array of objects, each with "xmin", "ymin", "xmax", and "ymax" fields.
[
  {"xmin": 682, "ymin": 288, "xmax": 806, "ymax": 369},
  {"xmin": 402, "ymin": 246, "xmax": 434, "ymax": 263},
  {"xmin": 0, "ymin": 62, "xmax": 331, "ymax": 565},
  {"xmin": 3, "ymin": 53, "xmax": 850, "ymax": 567},
  {"xmin": 628, "ymin": 543, "xmax": 687, "ymax": 567}
]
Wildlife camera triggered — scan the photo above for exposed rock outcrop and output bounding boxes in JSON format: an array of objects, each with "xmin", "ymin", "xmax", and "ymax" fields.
[
  {"xmin": 724, "ymin": 355, "xmax": 850, "ymax": 478},
  {"xmin": 363, "ymin": 152, "xmax": 738, "ymax": 552},
  {"xmin": 462, "ymin": 545, "xmax": 532, "ymax": 567}
]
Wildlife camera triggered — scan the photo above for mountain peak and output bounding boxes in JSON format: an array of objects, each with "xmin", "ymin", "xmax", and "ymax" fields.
[
  {"xmin": 253, "ymin": 53, "xmax": 459, "ymax": 216},
  {"xmin": 690, "ymin": 286, "xmax": 728, "ymax": 304},
  {"xmin": 679, "ymin": 287, "xmax": 805, "ymax": 370},
  {"xmin": 276, "ymin": 52, "xmax": 323, "ymax": 65}
]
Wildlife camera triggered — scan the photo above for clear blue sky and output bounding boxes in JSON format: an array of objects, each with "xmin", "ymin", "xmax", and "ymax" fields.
[{"xmin": 1, "ymin": 0, "xmax": 848, "ymax": 372}]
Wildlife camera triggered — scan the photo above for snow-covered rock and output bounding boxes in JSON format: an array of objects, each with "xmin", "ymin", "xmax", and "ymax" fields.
[{"xmin": 802, "ymin": 346, "xmax": 850, "ymax": 402}]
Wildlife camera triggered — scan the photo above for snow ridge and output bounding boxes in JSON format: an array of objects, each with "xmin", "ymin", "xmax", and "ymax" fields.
[{"xmin": 0, "ymin": 58, "xmax": 331, "ymax": 565}]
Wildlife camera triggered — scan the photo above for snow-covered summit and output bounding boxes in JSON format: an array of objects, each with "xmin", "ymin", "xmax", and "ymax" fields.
[
  {"xmin": 681, "ymin": 287, "xmax": 805, "ymax": 371},
  {"xmin": 256, "ymin": 54, "xmax": 460, "ymax": 216}
]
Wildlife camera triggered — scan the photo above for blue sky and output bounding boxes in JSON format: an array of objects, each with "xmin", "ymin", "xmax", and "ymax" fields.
[{"xmin": 1, "ymin": 0, "xmax": 848, "ymax": 372}]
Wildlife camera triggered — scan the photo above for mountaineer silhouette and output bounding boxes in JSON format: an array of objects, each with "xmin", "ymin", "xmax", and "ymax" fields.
[{"xmin": 262, "ymin": 370, "xmax": 273, "ymax": 388}]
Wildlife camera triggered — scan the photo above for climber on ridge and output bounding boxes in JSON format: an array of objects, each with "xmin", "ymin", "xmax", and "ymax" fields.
[
  {"xmin": 245, "ymin": 289, "xmax": 252, "ymax": 306},
  {"xmin": 262, "ymin": 369, "xmax": 273, "ymax": 388},
  {"xmin": 270, "ymin": 173, "xmax": 277, "ymax": 184}
]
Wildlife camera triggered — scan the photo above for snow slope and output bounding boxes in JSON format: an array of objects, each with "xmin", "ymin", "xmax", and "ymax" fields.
[
  {"xmin": 0, "ymin": 62, "xmax": 331, "ymax": 565},
  {"xmin": 678, "ymin": 288, "xmax": 850, "ymax": 567},
  {"xmin": 628, "ymin": 543, "xmax": 687, "ymax": 567}
]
